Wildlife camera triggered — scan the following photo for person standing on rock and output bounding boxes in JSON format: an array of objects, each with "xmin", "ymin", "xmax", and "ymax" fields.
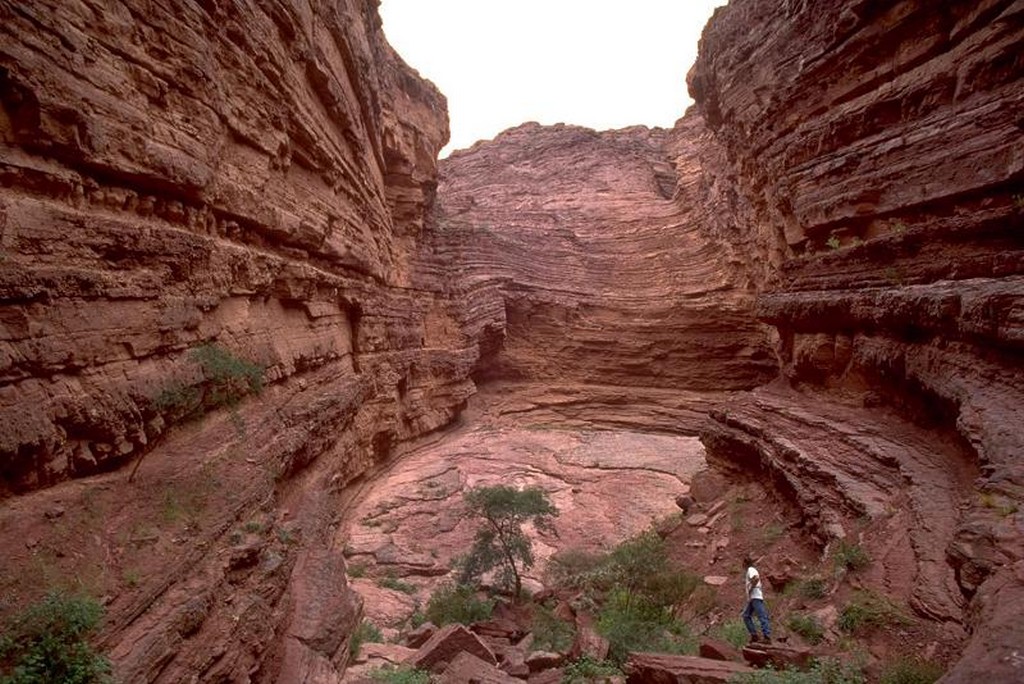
[{"xmin": 742, "ymin": 554, "xmax": 772, "ymax": 644}]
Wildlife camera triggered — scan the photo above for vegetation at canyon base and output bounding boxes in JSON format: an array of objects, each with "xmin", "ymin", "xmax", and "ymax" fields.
[
  {"xmin": 547, "ymin": 528, "xmax": 700, "ymax": 664},
  {"xmin": 423, "ymin": 582, "xmax": 494, "ymax": 627},
  {"xmin": 457, "ymin": 484, "xmax": 558, "ymax": 598},
  {"xmin": 0, "ymin": 591, "xmax": 112, "ymax": 684}
]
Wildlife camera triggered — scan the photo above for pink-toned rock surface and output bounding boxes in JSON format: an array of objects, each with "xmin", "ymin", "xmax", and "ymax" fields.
[
  {"xmin": 433, "ymin": 121, "xmax": 776, "ymax": 395},
  {"xmin": 689, "ymin": 1, "xmax": 1024, "ymax": 679},
  {"xmin": 0, "ymin": 0, "xmax": 463, "ymax": 682},
  {"xmin": 624, "ymin": 652, "xmax": 754, "ymax": 683},
  {"xmin": 343, "ymin": 420, "xmax": 706, "ymax": 620},
  {"xmin": 2, "ymin": 0, "xmax": 1023, "ymax": 681}
]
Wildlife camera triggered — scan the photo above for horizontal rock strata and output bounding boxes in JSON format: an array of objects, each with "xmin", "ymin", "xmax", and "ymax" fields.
[{"xmin": 691, "ymin": 0, "xmax": 1024, "ymax": 679}]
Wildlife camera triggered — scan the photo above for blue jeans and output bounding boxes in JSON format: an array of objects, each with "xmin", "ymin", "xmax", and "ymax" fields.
[{"xmin": 743, "ymin": 598, "xmax": 771, "ymax": 638}]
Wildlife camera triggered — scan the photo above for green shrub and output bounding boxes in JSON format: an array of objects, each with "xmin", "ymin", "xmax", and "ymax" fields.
[
  {"xmin": 154, "ymin": 343, "xmax": 263, "ymax": 419},
  {"xmin": 424, "ymin": 583, "xmax": 493, "ymax": 627},
  {"xmin": 368, "ymin": 665, "xmax": 432, "ymax": 684},
  {"xmin": 549, "ymin": 530, "xmax": 699, "ymax": 610},
  {"xmin": 597, "ymin": 588, "xmax": 694, "ymax": 665},
  {"xmin": 798, "ymin": 578, "xmax": 829, "ymax": 600},
  {"xmin": 349, "ymin": 620, "xmax": 382, "ymax": 658},
  {"xmin": 730, "ymin": 656, "xmax": 865, "ymax": 683},
  {"xmin": 826, "ymin": 235, "xmax": 841, "ymax": 250},
  {"xmin": 714, "ymin": 619, "xmax": 751, "ymax": 649},
  {"xmin": 378, "ymin": 575, "xmax": 416, "ymax": 594},
  {"xmin": 0, "ymin": 591, "xmax": 112, "ymax": 684},
  {"xmin": 531, "ymin": 605, "xmax": 575, "ymax": 653},
  {"xmin": 832, "ymin": 541, "xmax": 870, "ymax": 572},
  {"xmin": 838, "ymin": 592, "xmax": 909, "ymax": 634},
  {"xmin": 787, "ymin": 613, "xmax": 825, "ymax": 644},
  {"xmin": 562, "ymin": 656, "xmax": 622, "ymax": 683},
  {"xmin": 879, "ymin": 658, "xmax": 943, "ymax": 684},
  {"xmin": 191, "ymin": 343, "xmax": 263, "ymax": 407}
]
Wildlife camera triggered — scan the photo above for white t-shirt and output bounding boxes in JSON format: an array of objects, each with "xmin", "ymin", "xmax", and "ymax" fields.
[{"xmin": 746, "ymin": 565, "xmax": 763, "ymax": 600}]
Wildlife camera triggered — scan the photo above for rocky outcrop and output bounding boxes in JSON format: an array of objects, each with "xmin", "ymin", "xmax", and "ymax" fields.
[
  {"xmin": 0, "ymin": 0, "xmax": 458, "ymax": 493},
  {"xmin": 0, "ymin": 0, "xmax": 469, "ymax": 681},
  {"xmin": 433, "ymin": 121, "xmax": 777, "ymax": 427},
  {"xmin": 690, "ymin": 1, "xmax": 1024, "ymax": 680}
]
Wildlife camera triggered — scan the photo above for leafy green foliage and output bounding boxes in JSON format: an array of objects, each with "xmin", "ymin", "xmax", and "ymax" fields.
[
  {"xmin": 797, "ymin": 578, "xmax": 829, "ymax": 600},
  {"xmin": 879, "ymin": 658, "xmax": 943, "ymax": 684},
  {"xmin": 838, "ymin": 592, "xmax": 909, "ymax": 634},
  {"xmin": 0, "ymin": 592, "xmax": 112, "ymax": 684},
  {"xmin": 349, "ymin": 620, "xmax": 382, "ymax": 658},
  {"xmin": 459, "ymin": 485, "xmax": 558, "ymax": 596},
  {"xmin": 377, "ymin": 575, "xmax": 416, "ymax": 594},
  {"xmin": 548, "ymin": 530, "xmax": 699, "ymax": 609},
  {"xmin": 729, "ymin": 657, "xmax": 865, "ymax": 684},
  {"xmin": 424, "ymin": 583, "xmax": 494, "ymax": 627},
  {"xmin": 826, "ymin": 235, "xmax": 841, "ymax": 250},
  {"xmin": 832, "ymin": 541, "xmax": 870, "ymax": 572},
  {"xmin": 787, "ymin": 613, "xmax": 825, "ymax": 644},
  {"xmin": 714, "ymin": 619, "xmax": 751, "ymax": 649},
  {"xmin": 154, "ymin": 343, "xmax": 263, "ymax": 420},
  {"xmin": 530, "ymin": 605, "xmax": 575, "ymax": 653},
  {"xmin": 191, "ymin": 343, "xmax": 264, "ymax": 407},
  {"xmin": 368, "ymin": 665, "xmax": 432, "ymax": 684},
  {"xmin": 597, "ymin": 588, "xmax": 695, "ymax": 665},
  {"xmin": 562, "ymin": 656, "xmax": 622, "ymax": 683}
]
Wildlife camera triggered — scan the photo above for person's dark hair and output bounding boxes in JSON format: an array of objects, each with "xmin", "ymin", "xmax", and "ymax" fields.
[{"xmin": 743, "ymin": 554, "xmax": 754, "ymax": 567}]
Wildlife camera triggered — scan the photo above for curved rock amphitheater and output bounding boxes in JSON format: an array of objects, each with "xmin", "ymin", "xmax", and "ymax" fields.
[{"xmin": 0, "ymin": 1, "xmax": 1021, "ymax": 682}]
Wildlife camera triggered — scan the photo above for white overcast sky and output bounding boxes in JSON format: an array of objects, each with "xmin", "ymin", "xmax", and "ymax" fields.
[{"xmin": 379, "ymin": 1, "xmax": 727, "ymax": 157}]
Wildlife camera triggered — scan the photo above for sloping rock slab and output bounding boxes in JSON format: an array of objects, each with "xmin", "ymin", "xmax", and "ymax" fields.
[
  {"xmin": 438, "ymin": 652, "xmax": 521, "ymax": 684},
  {"xmin": 625, "ymin": 653, "xmax": 754, "ymax": 683},
  {"xmin": 698, "ymin": 637, "xmax": 743, "ymax": 662},
  {"xmin": 741, "ymin": 643, "xmax": 812, "ymax": 670},
  {"xmin": 407, "ymin": 624, "xmax": 497, "ymax": 673}
]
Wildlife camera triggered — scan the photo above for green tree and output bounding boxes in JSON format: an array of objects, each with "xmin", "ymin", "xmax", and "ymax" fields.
[{"xmin": 458, "ymin": 485, "xmax": 558, "ymax": 597}]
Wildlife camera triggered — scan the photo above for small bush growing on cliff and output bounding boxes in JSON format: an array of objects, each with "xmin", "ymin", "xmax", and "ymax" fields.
[
  {"xmin": 562, "ymin": 656, "xmax": 623, "ymax": 683},
  {"xmin": 826, "ymin": 235, "xmax": 841, "ymax": 250},
  {"xmin": 878, "ymin": 657, "xmax": 943, "ymax": 684},
  {"xmin": 0, "ymin": 591, "xmax": 112, "ymax": 684},
  {"xmin": 832, "ymin": 541, "xmax": 870, "ymax": 572},
  {"xmin": 154, "ymin": 343, "xmax": 263, "ymax": 419},
  {"xmin": 787, "ymin": 613, "xmax": 825, "ymax": 644},
  {"xmin": 348, "ymin": 620, "xmax": 382, "ymax": 658},
  {"xmin": 424, "ymin": 583, "xmax": 494, "ymax": 626},
  {"xmin": 714, "ymin": 619, "xmax": 751, "ymax": 649},
  {"xmin": 838, "ymin": 591, "xmax": 909, "ymax": 634},
  {"xmin": 368, "ymin": 666, "xmax": 431, "ymax": 684},
  {"xmin": 458, "ymin": 484, "xmax": 558, "ymax": 597}
]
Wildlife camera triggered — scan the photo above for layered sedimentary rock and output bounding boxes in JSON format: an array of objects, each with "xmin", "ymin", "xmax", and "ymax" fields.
[
  {"xmin": 0, "ymin": 0, "xmax": 472, "ymax": 680},
  {"xmin": 690, "ymin": 1, "xmax": 1024, "ymax": 680},
  {"xmin": 0, "ymin": 0, "xmax": 468, "ymax": 494},
  {"xmin": 431, "ymin": 120, "xmax": 777, "ymax": 430}
]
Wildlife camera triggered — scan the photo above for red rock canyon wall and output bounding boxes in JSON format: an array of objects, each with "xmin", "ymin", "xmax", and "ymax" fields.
[
  {"xmin": 0, "ymin": 0, "xmax": 475, "ymax": 680},
  {"xmin": 690, "ymin": 1, "xmax": 1024, "ymax": 681}
]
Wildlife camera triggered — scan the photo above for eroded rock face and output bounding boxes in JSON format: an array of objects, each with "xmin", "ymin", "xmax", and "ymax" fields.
[
  {"xmin": 0, "ymin": 0, "xmax": 466, "ymax": 681},
  {"xmin": 0, "ymin": 0, "xmax": 457, "ymax": 494},
  {"xmin": 689, "ymin": 1, "xmax": 1024, "ymax": 679},
  {"xmin": 433, "ymin": 121, "xmax": 778, "ymax": 403}
]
